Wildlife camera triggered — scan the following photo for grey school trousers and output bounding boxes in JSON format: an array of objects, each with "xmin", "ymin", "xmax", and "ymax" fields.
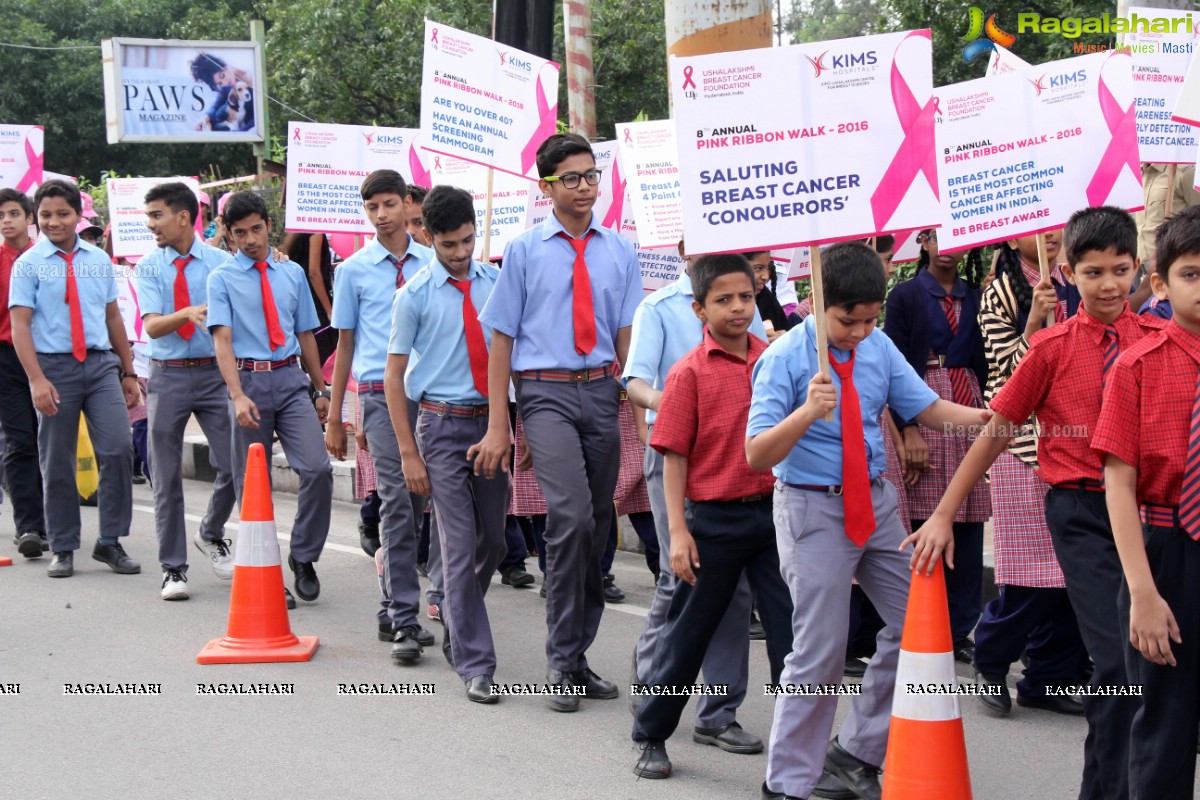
[
  {"xmin": 417, "ymin": 409, "xmax": 508, "ymax": 681},
  {"xmin": 634, "ymin": 442, "xmax": 751, "ymax": 729},
  {"xmin": 517, "ymin": 375, "xmax": 621, "ymax": 673},
  {"xmin": 766, "ymin": 479, "xmax": 911, "ymax": 799},
  {"xmin": 230, "ymin": 364, "xmax": 331, "ymax": 563},
  {"xmin": 147, "ymin": 361, "xmax": 236, "ymax": 571},
  {"xmin": 36, "ymin": 351, "xmax": 132, "ymax": 551}
]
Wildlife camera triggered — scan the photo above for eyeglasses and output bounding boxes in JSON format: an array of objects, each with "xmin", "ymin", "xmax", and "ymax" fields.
[{"xmin": 543, "ymin": 169, "xmax": 603, "ymax": 189}]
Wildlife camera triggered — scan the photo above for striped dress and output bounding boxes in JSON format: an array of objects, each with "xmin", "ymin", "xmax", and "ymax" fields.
[{"xmin": 978, "ymin": 266, "xmax": 1064, "ymax": 588}]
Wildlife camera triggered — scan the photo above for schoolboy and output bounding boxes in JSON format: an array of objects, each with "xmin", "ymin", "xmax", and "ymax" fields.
[
  {"xmin": 207, "ymin": 191, "xmax": 331, "ymax": 606},
  {"xmin": 477, "ymin": 133, "xmax": 643, "ymax": 710},
  {"xmin": 910, "ymin": 207, "xmax": 1164, "ymax": 800},
  {"xmin": 0, "ymin": 188, "xmax": 46, "ymax": 559},
  {"xmin": 625, "ymin": 255, "xmax": 768, "ymax": 752},
  {"xmin": 1094, "ymin": 203, "xmax": 1200, "ymax": 800},
  {"xmin": 9, "ymin": 179, "xmax": 142, "ymax": 578},
  {"xmin": 406, "ymin": 184, "xmax": 433, "ymax": 247},
  {"xmin": 137, "ymin": 181, "xmax": 239, "ymax": 601},
  {"xmin": 630, "ymin": 254, "xmax": 793, "ymax": 779},
  {"xmin": 745, "ymin": 242, "xmax": 989, "ymax": 800},
  {"xmin": 323, "ymin": 169, "xmax": 437, "ymax": 656},
  {"xmin": 385, "ymin": 185, "xmax": 507, "ymax": 702}
]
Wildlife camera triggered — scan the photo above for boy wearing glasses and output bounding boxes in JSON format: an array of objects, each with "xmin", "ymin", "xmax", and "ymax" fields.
[{"xmin": 477, "ymin": 133, "xmax": 643, "ymax": 711}]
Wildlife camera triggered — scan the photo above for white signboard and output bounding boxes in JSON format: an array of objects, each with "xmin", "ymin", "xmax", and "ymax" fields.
[
  {"xmin": 617, "ymin": 120, "xmax": 684, "ymax": 248},
  {"xmin": 107, "ymin": 176, "xmax": 202, "ymax": 258}
]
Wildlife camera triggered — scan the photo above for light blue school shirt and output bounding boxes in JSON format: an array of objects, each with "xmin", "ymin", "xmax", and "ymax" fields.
[
  {"xmin": 478, "ymin": 212, "xmax": 643, "ymax": 372},
  {"xmin": 747, "ymin": 316, "xmax": 938, "ymax": 485},
  {"xmin": 624, "ymin": 270, "xmax": 767, "ymax": 425},
  {"xmin": 330, "ymin": 236, "xmax": 434, "ymax": 382},
  {"xmin": 389, "ymin": 259, "xmax": 498, "ymax": 405},
  {"xmin": 9, "ymin": 235, "xmax": 118, "ymax": 353},
  {"xmin": 136, "ymin": 238, "xmax": 235, "ymax": 360},
  {"xmin": 206, "ymin": 251, "xmax": 320, "ymax": 360}
]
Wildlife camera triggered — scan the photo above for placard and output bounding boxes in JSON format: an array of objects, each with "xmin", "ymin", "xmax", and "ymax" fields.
[
  {"xmin": 419, "ymin": 20, "xmax": 560, "ymax": 180},
  {"xmin": 985, "ymin": 45, "xmax": 1031, "ymax": 77},
  {"xmin": 107, "ymin": 176, "xmax": 202, "ymax": 258},
  {"xmin": 670, "ymin": 30, "xmax": 940, "ymax": 254},
  {"xmin": 617, "ymin": 120, "xmax": 684, "ymax": 248},
  {"xmin": 0, "ymin": 125, "xmax": 43, "ymax": 192},
  {"xmin": 420, "ymin": 150, "xmax": 533, "ymax": 259},
  {"xmin": 1126, "ymin": 7, "xmax": 1199, "ymax": 162}
]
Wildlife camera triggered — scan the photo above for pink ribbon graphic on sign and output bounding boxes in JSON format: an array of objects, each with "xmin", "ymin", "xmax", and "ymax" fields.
[
  {"xmin": 126, "ymin": 275, "xmax": 145, "ymax": 342},
  {"xmin": 293, "ymin": 127, "xmax": 301, "ymax": 142},
  {"xmin": 408, "ymin": 139, "xmax": 432, "ymax": 188},
  {"xmin": 1085, "ymin": 54, "xmax": 1139, "ymax": 208},
  {"xmin": 602, "ymin": 158, "xmax": 627, "ymax": 231},
  {"xmin": 682, "ymin": 66, "xmax": 696, "ymax": 90},
  {"xmin": 15, "ymin": 135, "xmax": 43, "ymax": 193},
  {"xmin": 870, "ymin": 30, "xmax": 938, "ymax": 233},
  {"xmin": 520, "ymin": 64, "xmax": 560, "ymax": 176},
  {"xmin": 434, "ymin": 156, "xmax": 442, "ymax": 171},
  {"xmin": 623, "ymin": 128, "xmax": 633, "ymax": 144},
  {"xmin": 431, "ymin": 28, "xmax": 439, "ymax": 45}
]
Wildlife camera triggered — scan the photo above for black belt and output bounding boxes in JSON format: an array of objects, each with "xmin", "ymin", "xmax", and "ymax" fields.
[
  {"xmin": 784, "ymin": 477, "xmax": 884, "ymax": 496},
  {"xmin": 419, "ymin": 400, "xmax": 489, "ymax": 418},
  {"xmin": 152, "ymin": 357, "xmax": 215, "ymax": 368}
]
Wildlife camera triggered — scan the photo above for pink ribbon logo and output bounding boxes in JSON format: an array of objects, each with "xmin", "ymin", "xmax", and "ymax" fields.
[
  {"xmin": 434, "ymin": 156, "xmax": 442, "ymax": 171},
  {"xmin": 408, "ymin": 140, "xmax": 432, "ymax": 187},
  {"xmin": 520, "ymin": 65, "xmax": 560, "ymax": 176},
  {"xmin": 126, "ymin": 276, "xmax": 145, "ymax": 342},
  {"xmin": 15, "ymin": 136, "xmax": 43, "ymax": 193},
  {"xmin": 870, "ymin": 30, "xmax": 938, "ymax": 233},
  {"xmin": 293, "ymin": 127, "xmax": 301, "ymax": 142},
  {"xmin": 623, "ymin": 128, "xmax": 633, "ymax": 145},
  {"xmin": 430, "ymin": 28, "xmax": 439, "ymax": 45},
  {"xmin": 681, "ymin": 66, "xmax": 696, "ymax": 90},
  {"xmin": 602, "ymin": 158, "xmax": 627, "ymax": 231},
  {"xmin": 1085, "ymin": 55, "xmax": 1139, "ymax": 208}
]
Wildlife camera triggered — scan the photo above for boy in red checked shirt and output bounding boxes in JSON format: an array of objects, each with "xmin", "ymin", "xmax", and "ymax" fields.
[
  {"xmin": 908, "ymin": 206, "xmax": 1165, "ymax": 800},
  {"xmin": 630, "ymin": 254, "xmax": 794, "ymax": 781},
  {"xmin": 1094, "ymin": 204, "xmax": 1200, "ymax": 800}
]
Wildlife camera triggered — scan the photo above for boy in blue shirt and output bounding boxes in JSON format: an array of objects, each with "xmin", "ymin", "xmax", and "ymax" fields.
[
  {"xmin": 477, "ymin": 133, "xmax": 643, "ymax": 710},
  {"xmin": 386, "ymin": 185, "xmax": 507, "ymax": 702},
  {"xmin": 746, "ymin": 242, "xmax": 990, "ymax": 800},
  {"xmin": 137, "ymin": 181, "xmax": 238, "ymax": 601},
  {"xmin": 324, "ymin": 169, "xmax": 437, "ymax": 659},
  {"xmin": 207, "ymin": 191, "xmax": 332, "ymax": 607},
  {"xmin": 9, "ymin": 179, "xmax": 142, "ymax": 578}
]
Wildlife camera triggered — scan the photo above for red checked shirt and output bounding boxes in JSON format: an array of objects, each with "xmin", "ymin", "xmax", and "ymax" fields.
[
  {"xmin": 1093, "ymin": 320, "xmax": 1200, "ymax": 506},
  {"xmin": 990, "ymin": 303, "xmax": 1166, "ymax": 486},
  {"xmin": 650, "ymin": 330, "xmax": 775, "ymax": 502},
  {"xmin": 0, "ymin": 240, "xmax": 32, "ymax": 345}
]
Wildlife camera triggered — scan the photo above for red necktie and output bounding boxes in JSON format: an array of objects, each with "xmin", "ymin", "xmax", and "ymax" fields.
[
  {"xmin": 558, "ymin": 231, "xmax": 597, "ymax": 355},
  {"xmin": 59, "ymin": 250, "xmax": 86, "ymax": 362},
  {"xmin": 828, "ymin": 350, "xmax": 876, "ymax": 547},
  {"xmin": 388, "ymin": 254, "xmax": 408, "ymax": 289},
  {"xmin": 447, "ymin": 276, "xmax": 489, "ymax": 397},
  {"xmin": 941, "ymin": 295, "xmax": 976, "ymax": 407},
  {"xmin": 173, "ymin": 255, "xmax": 195, "ymax": 340},
  {"xmin": 252, "ymin": 261, "xmax": 287, "ymax": 351},
  {"xmin": 1180, "ymin": 371, "xmax": 1200, "ymax": 540}
]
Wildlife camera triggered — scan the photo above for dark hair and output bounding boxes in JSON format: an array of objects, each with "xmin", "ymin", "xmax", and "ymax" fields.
[
  {"xmin": 1155, "ymin": 204, "xmax": 1200, "ymax": 280},
  {"xmin": 144, "ymin": 181, "xmax": 199, "ymax": 226},
  {"xmin": 34, "ymin": 179, "xmax": 82, "ymax": 215},
  {"xmin": 742, "ymin": 250, "xmax": 775, "ymax": 292},
  {"xmin": 406, "ymin": 184, "xmax": 429, "ymax": 205},
  {"xmin": 535, "ymin": 133, "xmax": 594, "ymax": 179},
  {"xmin": 690, "ymin": 254, "xmax": 756, "ymax": 305},
  {"xmin": 0, "ymin": 188, "xmax": 33, "ymax": 217},
  {"xmin": 995, "ymin": 245, "xmax": 1033, "ymax": 318},
  {"xmin": 823, "ymin": 242, "xmax": 887, "ymax": 310},
  {"xmin": 221, "ymin": 191, "xmax": 268, "ymax": 227},
  {"xmin": 190, "ymin": 52, "xmax": 228, "ymax": 90},
  {"xmin": 915, "ymin": 230, "xmax": 986, "ymax": 287},
  {"xmin": 1063, "ymin": 206, "xmax": 1137, "ymax": 267},
  {"xmin": 875, "ymin": 234, "xmax": 894, "ymax": 253},
  {"xmin": 421, "ymin": 186, "xmax": 475, "ymax": 236},
  {"xmin": 360, "ymin": 169, "xmax": 407, "ymax": 202}
]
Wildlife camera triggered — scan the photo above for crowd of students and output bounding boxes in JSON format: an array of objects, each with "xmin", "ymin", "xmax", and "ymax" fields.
[{"xmin": 2, "ymin": 131, "xmax": 1200, "ymax": 800}]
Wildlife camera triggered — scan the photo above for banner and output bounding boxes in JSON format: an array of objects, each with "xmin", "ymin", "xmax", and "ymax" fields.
[
  {"xmin": 670, "ymin": 30, "xmax": 940, "ymax": 254},
  {"xmin": 107, "ymin": 176, "xmax": 202, "ymax": 258},
  {"xmin": 935, "ymin": 52, "xmax": 1143, "ymax": 251},
  {"xmin": 101, "ymin": 39, "xmax": 265, "ymax": 143},
  {"xmin": 1126, "ymin": 7, "xmax": 1199, "ymax": 162},
  {"xmin": 0, "ymin": 125, "xmax": 43, "ymax": 192},
  {"xmin": 286, "ymin": 122, "xmax": 424, "ymax": 235},
  {"xmin": 617, "ymin": 120, "xmax": 684, "ymax": 248},
  {"xmin": 419, "ymin": 19, "xmax": 561, "ymax": 180},
  {"xmin": 985, "ymin": 45, "xmax": 1031, "ymax": 77}
]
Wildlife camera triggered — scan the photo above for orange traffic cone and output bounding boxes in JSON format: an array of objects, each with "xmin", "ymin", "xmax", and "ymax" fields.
[
  {"xmin": 881, "ymin": 560, "xmax": 972, "ymax": 799},
  {"xmin": 0, "ymin": 556, "xmax": 11, "ymax": 567},
  {"xmin": 197, "ymin": 443, "xmax": 318, "ymax": 664}
]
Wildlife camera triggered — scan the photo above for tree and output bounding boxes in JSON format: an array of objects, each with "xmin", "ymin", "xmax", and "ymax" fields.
[{"xmin": 788, "ymin": 0, "xmax": 890, "ymax": 44}]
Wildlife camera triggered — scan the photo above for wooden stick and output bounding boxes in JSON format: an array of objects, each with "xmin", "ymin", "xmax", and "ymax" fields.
[
  {"xmin": 1036, "ymin": 232, "xmax": 1054, "ymax": 329},
  {"xmin": 480, "ymin": 167, "xmax": 496, "ymax": 262},
  {"xmin": 809, "ymin": 246, "xmax": 835, "ymax": 422},
  {"xmin": 1166, "ymin": 163, "xmax": 1178, "ymax": 218}
]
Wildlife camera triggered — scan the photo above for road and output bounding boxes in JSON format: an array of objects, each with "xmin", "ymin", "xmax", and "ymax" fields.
[{"xmin": 0, "ymin": 478, "xmax": 1173, "ymax": 799}]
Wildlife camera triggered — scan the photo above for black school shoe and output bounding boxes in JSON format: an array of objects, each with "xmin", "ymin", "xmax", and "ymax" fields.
[
  {"xmin": 812, "ymin": 768, "xmax": 857, "ymax": 800},
  {"xmin": 633, "ymin": 740, "xmax": 671, "ymax": 779},
  {"xmin": 14, "ymin": 531, "xmax": 46, "ymax": 559},
  {"xmin": 92, "ymin": 541, "xmax": 140, "ymax": 574},
  {"xmin": 824, "ymin": 738, "xmax": 881, "ymax": 800}
]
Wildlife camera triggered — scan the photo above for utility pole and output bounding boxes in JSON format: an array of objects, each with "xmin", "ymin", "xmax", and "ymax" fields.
[{"xmin": 563, "ymin": 0, "xmax": 597, "ymax": 140}]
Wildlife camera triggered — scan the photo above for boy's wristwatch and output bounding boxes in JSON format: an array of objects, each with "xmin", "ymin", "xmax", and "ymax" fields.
[
  {"xmin": 120, "ymin": 371, "xmax": 137, "ymax": 380},
  {"xmin": 313, "ymin": 390, "xmax": 331, "ymax": 400}
]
